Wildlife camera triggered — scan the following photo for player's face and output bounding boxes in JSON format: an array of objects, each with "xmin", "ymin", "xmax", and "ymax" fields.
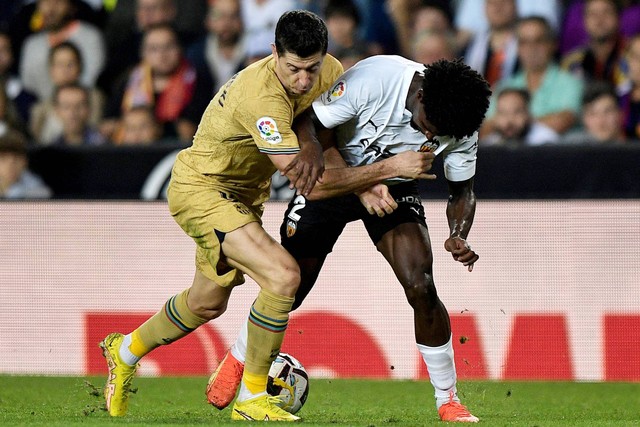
[
  {"xmin": 411, "ymin": 89, "xmax": 439, "ymax": 141},
  {"xmin": 272, "ymin": 46, "xmax": 324, "ymax": 96}
]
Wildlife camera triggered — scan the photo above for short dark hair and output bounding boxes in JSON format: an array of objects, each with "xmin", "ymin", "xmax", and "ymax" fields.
[
  {"xmin": 585, "ymin": 0, "xmax": 622, "ymax": 14},
  {"xmin": 324, "ymin": 0, "xmax": 360, "ymax": 27},
  {"xmin": 498, "ymin": 87, "xmax": 530, "ymax": 105},
  {"xmin": 53, "ymin": 82, "xmax": 89, "ymax": 105},
  {"xmin": 582, "ymin": 81, "xmax": 618, "ymax": 107},
  {"xmin": 421, "ymin": 59, "xmax": 491, "ymax": 139},
  {"xmin": 275, "ymin": 10, "xmax": 328, "ymax": 57},
  {"xmin": 0, "ymin": 128, "xmax": 27, "ymax": 155},
  {"xmin": 49, "ymin": 41, "xmax": 84, "ymax": 73},
  {"xmin": 517, "ymin": 16, "xmax": 556, "ymax": 41}
]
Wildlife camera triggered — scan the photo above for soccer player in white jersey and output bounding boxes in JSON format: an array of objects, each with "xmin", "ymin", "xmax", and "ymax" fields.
[{"xmin": 207, "ymin": 57, "xmax": 491, "ymax": 423}]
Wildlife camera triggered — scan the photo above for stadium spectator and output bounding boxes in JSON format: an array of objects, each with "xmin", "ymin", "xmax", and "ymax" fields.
[
  {"xmin": 102, "ymin": 23, "xmax": 213, "ymax": 143},
  {"xmin": 564, "ymin": 81, "xmax": 626, "ymax": 144},
  {"xmin": 480, "ymin": 87, "xmax": 559, "ymax": 146},
  {"xmin": 0, "ymin": 126, "xmax": 52, "ymax": 199},
  {"xmin": 324, "ymin": 0, "xmax": 366, "ymax": 61},
  {"xmin": 116, "ymin": 105, "xmax": 163, "ymax": 145},
  {"xmin": 6, "ymin": 0, "xmax": 104, "ymax": 64},
  {"xmin": 29, "ymin": 42, "xmax": 104, "ymax": 145},
  {"xmin": 19, "ymin": 0, "xmax": 105, "ymax": 100},
  {"xmin": 185, "ymin": 0, "xmax": 246, "ymax": 91},
  {"xmin": 412, "ymin": 0, "xmax": 455, "ymax": 37},
  {"xmin": 482, "ymin": 16, "xmax": 584, "ymax": 136},
  {"xmin": 0, "ymin": 31, "xmax": 37, "ymax": 126},
  {"xmin": 559, "ymin": 0, "xmax": 640, "ymax": 56},
  {"xmin": 620, "ymin": 33, "xmax": 640, "ymax": 140},
  {"xmin": 98, "ymin": 0, "xmax": 187, "ymax": 94},
  {"xmin": 51, "ymin": 83, "xmax": 105, "ymax": 146},
  {"xmin": 561, "ymin": 0, "xmax": 629, "ymax": 90},
  {"xmin": 0, "ymin": 52, "xmax": 29, "ymax": 138},
  {"xmin": 384, "ymin": 0, "xmax": 419, "ymax": 56},
  {"xmin": 411, "ymin": 30, "xmax": 457, "ymax": 65},
  {"xmin": 241, "ymin": 0, "xmax": 296, "ymax": 64},
  {"xmin": 463, "ymin": 0, "xmax": 519, "ymax": 88},
  {"xmin": 454, "ymin": 0, "xmax": 562, "ymax": 50},
  {"xmin": 410, "ymin": 1, "xmax": 460, "ymax": 54}
]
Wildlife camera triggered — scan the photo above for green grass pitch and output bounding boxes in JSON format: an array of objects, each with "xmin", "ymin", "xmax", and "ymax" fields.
[{"xmin": 1, "ymin": 376, "xmax": 639, "ymax": 426}]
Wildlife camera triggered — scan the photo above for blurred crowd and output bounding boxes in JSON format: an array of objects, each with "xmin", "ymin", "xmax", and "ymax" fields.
[{"xmin": 1, "ymin": 0, "xmax": 640, "ymax": 199}]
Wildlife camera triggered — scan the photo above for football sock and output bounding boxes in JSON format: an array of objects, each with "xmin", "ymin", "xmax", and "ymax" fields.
[
  {"xmin": 118, "ymin": 333, "xmax": 140, "ymax": 366},
  {"xmin": 230, "ymin": 320, "xmax": 248, "ymax": 363},
  {"xmin": 239, "ymin": 288, "xmax": 294, "ymax": 401},
  {"xmin": 417, "ymin": 335, "xmax": 459, "ymax": 408},
  {"xmin": 128, "ymin": 289, "xmax": 208, "ymax": 358}
]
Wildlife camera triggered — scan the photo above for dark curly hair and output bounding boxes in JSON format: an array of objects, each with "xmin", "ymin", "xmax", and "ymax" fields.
[
  {"xmin": 275, "ymin": 10, "xmax": 328, "ymax": 58},
  {"xmin": 421, "ymin": 59, "xmax": 491, "ymax": 139}
]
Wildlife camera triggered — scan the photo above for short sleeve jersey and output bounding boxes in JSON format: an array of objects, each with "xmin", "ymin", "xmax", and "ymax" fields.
[
  {"xmin": 312, "ymin": 55, "xmax": 477, "ymax": 183},
  {"xmin": 173, "ymin": 54, "xmax": 343, "ymax": 204}
]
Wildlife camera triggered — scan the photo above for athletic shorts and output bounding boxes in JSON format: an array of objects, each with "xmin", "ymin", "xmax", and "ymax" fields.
[
  {"xmin": 167, "ymin": 162, "xmax": 264, "ymax": 287},
  {"xmin": 280, "ymin": 181, "xmax": 427, "ymax": 258}
]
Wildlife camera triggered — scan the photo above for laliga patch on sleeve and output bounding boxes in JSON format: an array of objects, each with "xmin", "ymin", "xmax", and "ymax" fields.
[
  {"xmin": 256, "ymin": 117, "xmax": 283, "ymax": 144},
  {"xmin": 323, "ymin": 80, "xmax": 346, "ymax": 104}
]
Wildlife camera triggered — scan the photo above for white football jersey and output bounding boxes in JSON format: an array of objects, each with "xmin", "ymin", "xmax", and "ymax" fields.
[{"xmin": 312, "ymin": 55, "xmax": 477, "ymax": 183}]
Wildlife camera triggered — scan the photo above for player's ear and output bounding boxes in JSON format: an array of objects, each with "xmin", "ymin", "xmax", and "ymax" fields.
[
  {"xmin": 271, "ymin": 43, "xmax": 278, "ymax": 60},
  {"xmin": 417, "ymin": 88, "xmax": 424, "ymax": 101}
]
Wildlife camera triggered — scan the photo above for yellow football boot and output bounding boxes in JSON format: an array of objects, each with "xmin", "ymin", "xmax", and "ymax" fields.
[{"xmin": 98, "ymin": 332, "xmax": 138, "ymax": 417}]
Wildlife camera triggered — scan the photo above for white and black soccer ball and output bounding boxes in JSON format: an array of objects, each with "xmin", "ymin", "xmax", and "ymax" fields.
[{"xmin": 267, "ymin": 353, "xmax": 309, "ymax": 414}]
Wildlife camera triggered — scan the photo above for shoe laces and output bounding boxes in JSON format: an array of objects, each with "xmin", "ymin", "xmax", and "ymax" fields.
[{"xmin": 440, "ymin": 400, "xmax": 473, "ymax": 417}]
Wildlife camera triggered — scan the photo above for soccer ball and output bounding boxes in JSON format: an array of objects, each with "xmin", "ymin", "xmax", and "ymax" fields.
[{"xmin": 267, "ymin": 353, "xmax": 309, "ymax": 414}]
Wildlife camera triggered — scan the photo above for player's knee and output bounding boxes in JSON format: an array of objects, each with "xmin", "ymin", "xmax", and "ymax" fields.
[
  {"xmin": 190, "ymin": 298, "xmax": 229, "ymax": 321},
  {"xmin": 264, "ymin": 260, "xmax": 300, "ymax": 297},
  {"xmin": 402, "ymin": 273, "xmax": 438, "ymax": 308}
]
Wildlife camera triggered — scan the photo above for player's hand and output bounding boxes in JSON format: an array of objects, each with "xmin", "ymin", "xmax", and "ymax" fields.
[
  {"xmin": 357, "ymin": 184, "xmax": 398, "ymax": 217},
  {"xmin": 392, "ymin": 151, "xmax": 437, "ymax": 180},
  {"xmin": 283, "ymin": 141, "xmax": 325, "ymax": 196},
  {"xmin": 444, "ymin": 236, "xmax": 478, "ymax": 272}
]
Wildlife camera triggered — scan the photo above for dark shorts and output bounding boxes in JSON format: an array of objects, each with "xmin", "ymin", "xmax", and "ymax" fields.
[{"xmin": 279, "ymin": 181, "xmax": 427, "ymax": 258}]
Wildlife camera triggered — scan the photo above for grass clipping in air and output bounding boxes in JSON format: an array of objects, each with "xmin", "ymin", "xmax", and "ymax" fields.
[{"xmin": 0, "ymin": 376, "xmax": 639, "ymax": 426}]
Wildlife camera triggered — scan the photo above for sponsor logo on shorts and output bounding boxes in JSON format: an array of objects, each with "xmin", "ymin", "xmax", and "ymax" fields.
[
  {"xmin": 396, "ymin": 195, "xmax": 422, "ymax": 206},
  {"xmin": 257, "ymin": 117, "xmax": 282, "ymax": 144},
  {"xmin": 286, "ymin": 219, "xmax": 297, "ymax": 237},
  {"xmin": 324, "ymin": 80, "xmax": 346, "ymax": 103}
]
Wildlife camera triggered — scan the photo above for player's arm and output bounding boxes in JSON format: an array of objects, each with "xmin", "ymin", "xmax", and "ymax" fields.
[
  {"xmin": 444, "ymin": 177, "xmax": 479, "ymax": 272},
  {"xmin": 280, "ymin": 109, "xmax": 325, "ymax": 197},
  {"xmin": 305, "ymin": 111, "xmax": 437, "ymax": 200}
]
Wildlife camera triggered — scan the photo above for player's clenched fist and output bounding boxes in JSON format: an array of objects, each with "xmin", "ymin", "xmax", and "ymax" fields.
[
  {"xmin": 391, "ymin": 151, "xmax": 436, "ymax": 180},
  {"xmin": 444, "ymin": 236, "xmax": 479, "ymax": 272}
]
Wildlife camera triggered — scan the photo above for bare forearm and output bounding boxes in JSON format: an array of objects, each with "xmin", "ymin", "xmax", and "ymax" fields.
[
  {"xmin": 307, "ymin": 159, "xmax": 399, "ymax": 200},
  {"xmin": 446, "ymin": 180, "xmax": 476, "ymax": 239}
]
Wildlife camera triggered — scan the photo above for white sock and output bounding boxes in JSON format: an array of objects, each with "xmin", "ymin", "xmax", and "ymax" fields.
[
  {"xmin": 230, "ymin": 321, "xmax": 248, "ymax": 364},
  {"xmin": 118, "ymin": 334, "xmax": 141, "ymax": 366},
  {"xmin": 237, "ymin": 382, "xmax": 267, "ymax": 402},
  {"xmin": 417, "ymin": 335, "xmax": 459, "ymax": 408}
]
